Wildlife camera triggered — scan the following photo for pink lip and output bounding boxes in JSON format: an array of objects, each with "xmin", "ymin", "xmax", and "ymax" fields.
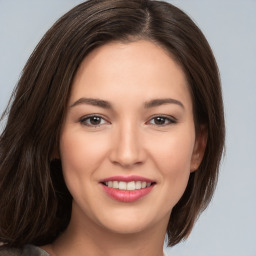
[
  {"xmin": 101, "ymin": 185, "xmax": 154, "ymax": 202},
  {"xmin": 100, "ymin": 176, "xmax": 156, "ymax": 203}
]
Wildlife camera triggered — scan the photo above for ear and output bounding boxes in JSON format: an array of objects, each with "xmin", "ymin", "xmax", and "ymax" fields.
[{"xmin": 190, "ymin": 125, "xmax": 208, "ymax": 172}]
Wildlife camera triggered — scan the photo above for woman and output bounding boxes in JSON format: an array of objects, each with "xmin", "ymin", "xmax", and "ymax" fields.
[{"xmin": 0, "ymin": 0, "xmax": 225, "ymax": 255}]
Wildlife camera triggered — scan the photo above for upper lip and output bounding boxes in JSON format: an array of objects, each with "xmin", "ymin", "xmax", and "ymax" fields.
[{"xmin": 100, "ymin": 175, "xmax": 155, "ymax": 183}]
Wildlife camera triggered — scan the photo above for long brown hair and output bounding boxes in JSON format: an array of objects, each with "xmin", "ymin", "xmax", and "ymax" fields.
[{"xmin": 0, "ymin": 0, "xmax": 225, "ymax": 247}]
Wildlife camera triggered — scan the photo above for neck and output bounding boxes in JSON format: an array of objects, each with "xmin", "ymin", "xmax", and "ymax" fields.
[{"xmin": 46, "ymin": 205, "xmax": 168, "ymax": 256}]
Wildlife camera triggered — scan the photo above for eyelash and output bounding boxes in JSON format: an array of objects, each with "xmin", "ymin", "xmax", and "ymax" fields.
[
  {"xmin": 147, "ymin": 115, "xmax": 177, "ymax": 126},
  {"xmin": 80, "ymin": 115, "xmax": 109, "ymax": 127},
  {"xmin": 79, "ymin": 115, "xmax": 177, "ymax": 128}
]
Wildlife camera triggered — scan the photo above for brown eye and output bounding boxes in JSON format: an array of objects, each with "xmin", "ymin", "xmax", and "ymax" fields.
[
  {"xmin": 148, "ymin": 116, "xmax": 176, "ymax": 126},
  {"xmin": 89, "ymin": 116, "xmax": 102, "ymax": 125},
  {"xmin": 80, "ymin": 115, "xmax": 108, "ymax": 127},
  {"xmin": 154, "ymin": 117, "xmax": 167, "ymax": 125}
]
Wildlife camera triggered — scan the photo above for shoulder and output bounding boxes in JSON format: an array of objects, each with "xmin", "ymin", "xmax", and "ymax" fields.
[
  {"xmin": 0, "ymin": 245, "xmax": 49, "ymax": 256},
  {"xmin": 0, "ymin": 246, "xmax": 21, "ymax": 256}
]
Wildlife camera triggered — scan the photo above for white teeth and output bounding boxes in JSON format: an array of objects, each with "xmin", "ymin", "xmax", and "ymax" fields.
[
  {"xmin": 127, "ymin": 181, "xmax": 135, "ymax": 190},
  {"xmin": 113, "ymin": 181, "xmax": 119, "ymax": 188},
  {"xmin": 135, "ymin": 181, "xmax": 142, "ymax": 189},
  {"xmin": 104, "ymin": 181, "xmax": 153, "ymax": 190},
  {"xmin": 118, "ymin": 181, "xmax": 127, "ymax": 190}
]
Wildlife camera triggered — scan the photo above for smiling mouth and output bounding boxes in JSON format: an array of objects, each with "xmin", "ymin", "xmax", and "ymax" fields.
[
  {"xmin": 100, "ymin": 176, "xmax": 156, "ymax": 202},
  {"xmin": 101, "ymin": 181, "xmax": 156, "ymax": 191}
]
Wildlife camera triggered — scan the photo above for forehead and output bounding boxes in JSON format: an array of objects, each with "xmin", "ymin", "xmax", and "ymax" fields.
[{"xmin": 70, "ymin": 40, "xmax": 192, "ymax": 110}]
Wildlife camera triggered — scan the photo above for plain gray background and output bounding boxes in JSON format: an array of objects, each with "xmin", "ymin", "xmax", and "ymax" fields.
[{"xmin": 0, "ymin": 1, "xmax": 256, "ymax": 255}]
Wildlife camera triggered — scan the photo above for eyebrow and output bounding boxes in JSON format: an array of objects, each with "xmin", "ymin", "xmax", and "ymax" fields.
[
  {"xmin": 70, "ymin": 98, "xmax": 112, "ymax": 109},
  {"xmin": 70, "ymin": 97, "xmax": 184, "ymax": 109},
  {"xmin": 144, "ymin": 98, "xmax": 184, "ymax": 109}
]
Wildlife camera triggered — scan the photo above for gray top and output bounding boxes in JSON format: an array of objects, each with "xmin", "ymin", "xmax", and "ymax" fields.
[{"xmin": 0, "ymin": 244, "xmax": 49, "ymax": 256}]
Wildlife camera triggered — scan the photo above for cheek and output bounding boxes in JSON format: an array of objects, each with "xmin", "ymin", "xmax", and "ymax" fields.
[
  {"xmin": 60, "ymin": 131, "xmax": 108, "ymax": 176},
  {"xmin": 59, "ymin": 130, "xmax": 114, "ymax": 203},
  {"xmin": 59, "ymin": 132, "xmax": 98, "ymax": 198},
  {"xmin": 150, "ymin": 131, "xmax": 195, "ymax": 174},
  {"xmin": 59, "ymin": 130, "xmax": 111, "ymax": 212},
  {"xmin": 148, "ymin": 130, "xmax": 195, "ymax": 204}
]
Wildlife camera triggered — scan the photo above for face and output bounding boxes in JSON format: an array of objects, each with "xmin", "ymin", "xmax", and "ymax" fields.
[{"xmin": 60, "ymin": 40, "xmax": 205, "ymax": 235}]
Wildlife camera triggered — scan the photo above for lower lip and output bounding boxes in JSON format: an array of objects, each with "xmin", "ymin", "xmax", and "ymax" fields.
[{"xmin": 101, "ymin": 184, "xmax": 154, "ymax": 202}]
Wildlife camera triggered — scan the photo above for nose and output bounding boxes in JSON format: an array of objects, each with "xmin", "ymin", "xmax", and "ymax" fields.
[{"xmin": 109, "ymin": 121, "xmax": 145, "ymax": 168}]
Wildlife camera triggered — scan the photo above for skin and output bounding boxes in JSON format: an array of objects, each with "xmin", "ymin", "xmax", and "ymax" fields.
[{"xmin": 42, "ymin": 40, "xmax": 206, "ymax": 256}]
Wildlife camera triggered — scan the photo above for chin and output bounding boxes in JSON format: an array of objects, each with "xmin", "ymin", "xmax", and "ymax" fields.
[
  {"xmin": 101, "ymin": 219, "xmax": 151, "ymax": 235},
  {"xmin": 94, "ymin": 208, "xmax": 165, "ymax": 235}
]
